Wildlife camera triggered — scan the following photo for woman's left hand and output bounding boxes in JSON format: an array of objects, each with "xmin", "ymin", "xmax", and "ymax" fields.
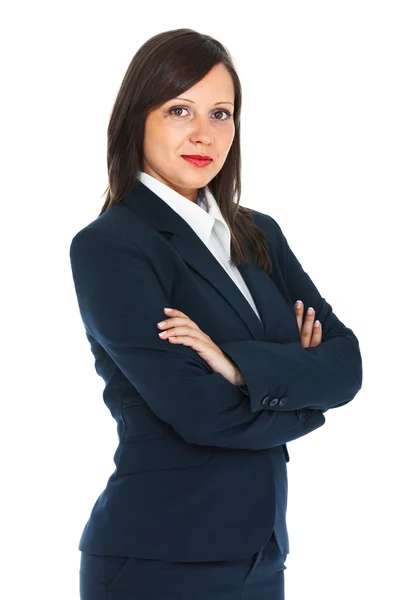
[{"xmin": 157, "ymin": 308, "xmax": 245, "ymax": 386}]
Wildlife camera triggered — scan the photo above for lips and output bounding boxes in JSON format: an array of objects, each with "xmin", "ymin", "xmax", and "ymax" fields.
[{"xmin": 182, "ymin": 155, "xmax": 213, "ymax": 168}]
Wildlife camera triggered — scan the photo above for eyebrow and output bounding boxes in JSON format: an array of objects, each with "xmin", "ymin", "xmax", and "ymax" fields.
[{"xmin": 174, "ymin": 97, "xmax": 234, "ymax": 106}]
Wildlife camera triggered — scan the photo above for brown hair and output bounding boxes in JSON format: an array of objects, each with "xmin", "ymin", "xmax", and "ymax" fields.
[{"xmin": 99, "ymin": 28, "xmax": 273, "ymax": 274}]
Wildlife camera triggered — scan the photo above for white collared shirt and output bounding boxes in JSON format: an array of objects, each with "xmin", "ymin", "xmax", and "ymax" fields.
[{"xmin": 137, "ymin": 170, "xmax": 261, "ymax": 321}]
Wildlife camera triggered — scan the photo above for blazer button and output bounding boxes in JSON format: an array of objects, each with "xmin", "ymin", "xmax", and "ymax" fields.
[
  {"xmin": 269, "ymin": 398, "xmax": 279, "ymax": 407},
  {"xmin": 261, "ymin": 395, "xmax": 270, "ymax": 405},
  {"xmin": 278, "ymin": 397, "xmax": 288, "ymax": 406}
]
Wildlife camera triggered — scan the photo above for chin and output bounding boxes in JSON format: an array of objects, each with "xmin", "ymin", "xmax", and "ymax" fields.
[{"xmin": 175, "ymin": 175, "xmax": 211, "ymax": 189}]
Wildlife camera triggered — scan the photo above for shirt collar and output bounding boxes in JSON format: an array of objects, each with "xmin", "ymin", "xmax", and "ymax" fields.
[{"xmin": 137, "ymin": 170, "xmax": 231, "ymax": 252}]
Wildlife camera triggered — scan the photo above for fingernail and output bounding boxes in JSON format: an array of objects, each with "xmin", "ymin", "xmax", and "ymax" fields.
[
  {"xmin": 164, "ymin": 308, "xmax": 172, "ymax": 312},
  {"xmin": 314, "ymin": 321, "xmax": 320, "ymax": 327},
  {"xmin": 295, "ymin": 301, "xmax": 302, "ymax": 308},
  {"xmin": 307, "ymin": 307, "xmax": 314, "ymax": 314}
]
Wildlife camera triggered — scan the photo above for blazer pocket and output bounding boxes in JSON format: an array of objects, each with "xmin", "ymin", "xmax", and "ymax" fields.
[
  {"xmin": 105, "ymin": 556, "xmax": 132, "ymax": 591},
  {"xmin": 116, "ymin": 436, "xmax": 214, "ymax": 476}
]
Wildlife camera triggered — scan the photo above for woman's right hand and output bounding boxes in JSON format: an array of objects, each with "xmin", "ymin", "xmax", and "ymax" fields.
[{"xmin": 294, "ymin": 301, "xmax": 323, "ymax": 348}]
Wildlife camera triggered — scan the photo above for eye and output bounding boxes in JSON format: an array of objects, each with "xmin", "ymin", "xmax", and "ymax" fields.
[
  {"xmin": 169, "ymin": 106, "xmax": 190, "ymax": 118},
  {"xmin": 212, "ymin": 109, "xmax": 232, "ymax": 121}
]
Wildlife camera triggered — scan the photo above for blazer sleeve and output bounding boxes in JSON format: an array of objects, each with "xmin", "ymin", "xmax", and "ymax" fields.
[
  {"xmin": 219, "ymin": 216, "xmax": 363, "ymax": 414},
  {"xmin": 69, "ymin": 226, "xmax": 325, "ymax": 451}
]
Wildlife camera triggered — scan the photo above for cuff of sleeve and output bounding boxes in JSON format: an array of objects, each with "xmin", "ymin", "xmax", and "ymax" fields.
[
  {"xmin": 238, "ymin": 384, "xmax": 250, "ymax": 396},
  {"xmin": 220, "ymin": 340, "xmax": 290, "ymax": 413}
]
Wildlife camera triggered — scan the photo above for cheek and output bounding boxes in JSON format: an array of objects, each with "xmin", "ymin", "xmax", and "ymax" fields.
[
  {"xmin": 144, "ymin": 121, "xmax": 184, "ymax": 157},
  {"xmin": 142, "ymin": 121, "xmax": 156, "ymax": 156},
  {"xmin": 217, "ymin": 127, "xmax": 235, "ymax": 158}
]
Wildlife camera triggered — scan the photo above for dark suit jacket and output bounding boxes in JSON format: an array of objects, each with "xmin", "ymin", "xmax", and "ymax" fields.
[{"xmin": 69, "ymin": 181, "xmax": 362, "ymax": 561}]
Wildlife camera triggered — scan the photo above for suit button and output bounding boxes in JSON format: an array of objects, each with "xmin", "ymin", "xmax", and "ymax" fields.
[
  {"xmin": 261, "ymin": 396, "xmax": 270, "ymax": 406},
  {"xmin": 269, "ymin": 398, "xmax": 279, "ymax": 407},
  {"xmin": 278, "ymin": 397, "xmax": 288, "ymax": 406}
]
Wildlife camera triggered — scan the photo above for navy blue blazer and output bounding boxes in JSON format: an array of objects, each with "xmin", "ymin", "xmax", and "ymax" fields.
[{"xmin": 69, "ymin": 181, "xmax": 362, "ymax": 561}]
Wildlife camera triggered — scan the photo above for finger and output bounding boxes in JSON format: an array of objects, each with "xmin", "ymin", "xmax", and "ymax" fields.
[
  {"xmin": 300, "ymin": 306, "xmax": 316, "ymax": 348},
  {"xmin": 163, "ymin": 308, "xmax": 189, "ymax": 319},
  {"xmin": 158, "ymin": 317, "xmax": 200, "ymax": 331},
  {"xmin": 294, "ymin": 300, "xmax": 304, "ymax": 334},
  {"xmin": 309, "ymin": 320, "xmax": 323, "ymax": 347},
  {"xmin": 159, "ymin": 326, "xmax": 208, "ymax": 341},
  {"xmin": 167, "ymin": 333, "xmax": 211, "ymax": 353},
  {"xmin": 167, "ymin": 334, "xmax": 196, "ymax": 344}
]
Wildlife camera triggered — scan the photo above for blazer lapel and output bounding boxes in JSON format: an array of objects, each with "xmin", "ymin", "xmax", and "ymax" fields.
[{"xmin": 121, "ymin": 182, "xmax": 282, "ymax": 342}]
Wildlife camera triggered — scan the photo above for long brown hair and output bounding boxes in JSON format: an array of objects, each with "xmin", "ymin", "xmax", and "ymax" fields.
[{"xmin": 99, "ymin": 28, "xmax": 273, "ymax": 274}]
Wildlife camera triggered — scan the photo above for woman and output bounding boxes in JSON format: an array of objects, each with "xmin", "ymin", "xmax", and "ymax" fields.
[{"xmin": 70, "ymin": 28, "xmax": 362, "ymax": 600}]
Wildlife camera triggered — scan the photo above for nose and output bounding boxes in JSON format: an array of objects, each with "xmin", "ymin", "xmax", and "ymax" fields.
[{"xmin": 189, "ymin": 115, "xmax": 214, "ymax": 146}]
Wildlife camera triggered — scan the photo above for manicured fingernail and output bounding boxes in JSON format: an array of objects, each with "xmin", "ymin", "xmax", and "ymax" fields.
[
  {"xmin": 307, "ymin": 307, "xmax": 314, "ymax": 314},
  {"xmin": 164, "ymin": 308, "xmax": 172, "ymax": 312},
  {"xmin": 314, "ymin": 321, "xmax": 320, "ymax": 327},
  {"xmin": 295, "ymin": 301, "xmax": 302, "ymax": 308}
]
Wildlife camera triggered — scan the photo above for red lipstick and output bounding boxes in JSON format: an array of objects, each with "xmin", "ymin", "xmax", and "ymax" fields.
[{"xmin": 182, "ymin": 155, "xmax": 213, "ymax": 167}]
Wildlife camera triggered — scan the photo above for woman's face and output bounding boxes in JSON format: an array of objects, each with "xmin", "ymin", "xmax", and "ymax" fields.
[{"xmin": 142, "ymin": 63, "xmax": 235, "ymax": 202}]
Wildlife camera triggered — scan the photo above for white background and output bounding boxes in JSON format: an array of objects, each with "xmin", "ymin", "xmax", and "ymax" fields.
[{"xmin": 2, "ymin": 1, "xmax": 399, "ymax": 598}]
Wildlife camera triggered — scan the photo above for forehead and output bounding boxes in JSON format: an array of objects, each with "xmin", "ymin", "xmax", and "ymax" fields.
[{"xmin": 168, "ymin": 64, "xmax": 235, "ymax": 102}]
